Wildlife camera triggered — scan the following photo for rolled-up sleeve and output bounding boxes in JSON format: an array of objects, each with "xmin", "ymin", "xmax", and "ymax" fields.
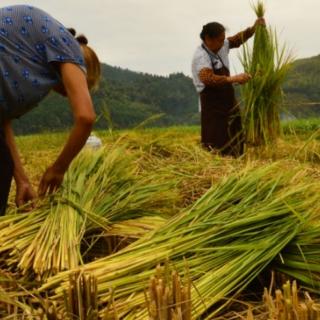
[
  {"xmin": 199, "ymin": 68, "xmax": 229, "ymax": 87},
  {"xmin": 192, "ymin": 50, "xmax": 212, "ymax": 77},
  {"xmin": 192, "ymin": 48, "xmax": 229, "ymax": 91}
]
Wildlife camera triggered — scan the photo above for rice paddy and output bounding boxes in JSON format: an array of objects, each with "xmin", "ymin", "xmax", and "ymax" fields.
[
  {"xmin": 1, "ymin": 119, "xmax": 319, "ymax": 319},
  {"xmin": 0, "ymin": 0, "xmax": 318, "ymax": 318}
]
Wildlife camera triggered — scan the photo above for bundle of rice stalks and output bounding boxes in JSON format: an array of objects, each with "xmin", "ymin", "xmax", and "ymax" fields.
[
  {"xmin": 106, "ymin": 216, "xmax": 167, "ymax": 239},
  {"xmin": 263, "ymin": 280, "xmax": 320, "ymax": 320},
  {"xmin": 0, "ymin": 271, "xmax": 99, "ymax": 319},
  {"xmin": 82, "ymin": 216, "xmax": 168, "ymax": 261},
  {"xmin": 274, "ymin": 218, "xmax": 320, "ymax": 294},
  {"xmin": 219, "ymin": 280, "xmax": 320, "ymax": 320},
  {"xmin": 62, "ymin": 272, "xmax": 98, "ymax": 319},
  {"xmin": 241, "ymin": 0, "xmax": 293, "ymax": 146},
  {"xmin": 41, "ymin": 162, "xmax": 319, "ymax": 319},
  {"xmin": 145, "ymin": 263, "xmax": 192, "ymax": 320},
  {"xmin": 0, "ymin": 144, "xmax": 176, "ymax": 279}
]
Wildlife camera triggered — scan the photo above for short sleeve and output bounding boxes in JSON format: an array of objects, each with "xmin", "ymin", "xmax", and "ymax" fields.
[
  {"xmin": 44, "ymin": 34, "xmax": 86, "ymax": 71},
  {"xmin": 192, "ymin": 47, "xmax": 214, "ymax": 93},
  {"xmin": 192, "ymin": 49, "xmax": 212, "ymax": 75},
  {"xmin": 0, "ymin": 5, "xmax": 88, "ymax": 120}
]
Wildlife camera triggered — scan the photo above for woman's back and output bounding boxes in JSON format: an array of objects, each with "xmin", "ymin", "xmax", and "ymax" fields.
[{"xmin": 0, "ymin": 5, "xmax": 85, "ymax": 120}]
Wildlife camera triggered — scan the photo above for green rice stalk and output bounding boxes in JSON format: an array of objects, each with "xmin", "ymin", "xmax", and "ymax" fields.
[
  {"xmin": 40, "ymin": 163, "xmax": 319, "ymax": 319},
  {"xmin": 0, "ymin": 144, "xmax": 176, "ymax": 279},
  {"xmin": 241, "ymin": 1, "xmax": 294, "ymax": 146}
]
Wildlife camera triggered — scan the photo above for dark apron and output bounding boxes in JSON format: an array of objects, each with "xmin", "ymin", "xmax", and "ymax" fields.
[
  {"xmin": 0, "ymin": 128, "xmax": 14, "ymax": 215},
  {"xmin": 199, "ymin": 46, "xmax": 244, "ymax": 157}
]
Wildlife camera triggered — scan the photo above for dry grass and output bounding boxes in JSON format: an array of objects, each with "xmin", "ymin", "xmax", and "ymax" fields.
[
  {"xmin": 2, "ymin": 125, "xmax": 319, "ymax": 319},
  {"xmin": 11, "ymin": 126, "xmax": 320, "ymax": 207}
]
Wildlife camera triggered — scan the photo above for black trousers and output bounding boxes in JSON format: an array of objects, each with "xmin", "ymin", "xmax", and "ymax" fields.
[{"xmin": 0, "ymin": 129, "xmax": 13, "ymax": 215}]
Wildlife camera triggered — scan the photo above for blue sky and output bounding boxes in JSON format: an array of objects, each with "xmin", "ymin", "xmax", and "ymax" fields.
[{"xmin": 1, "ymin": 0, "xmax": 319, "ymax": 76}]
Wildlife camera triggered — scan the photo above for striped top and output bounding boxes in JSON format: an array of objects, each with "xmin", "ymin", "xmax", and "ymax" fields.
[{"xmin": 0, "ymin": 5, "xmax": 86, "ymax": 121}]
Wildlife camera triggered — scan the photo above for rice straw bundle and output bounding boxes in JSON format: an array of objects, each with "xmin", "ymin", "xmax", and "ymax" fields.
[
  {"xmin": 0, "ymin": 271, "xmax": 99, "ymax": 319},
  {"xmin": 107, "ymin": 216, "xmax": 167, "ymax": 239},
  {"xmin": 145, "ymin": 263, "xmax": 192, "ymax": 320},
  {"xmin": 274, "ymin": 211, "xmax": 320, "ymax": 293},
  {"xmin": 0, "ymin": 144, "xmax": 176, "ymax": 279},
  {"xmin": 262, "ymin": 280, "xmax": 320, "ymax": 320},
  {"xmin": 40, "ymin": 162, "xmax": 320, "ymax": 319},
  {"xmin": 241, "ymin": 0, "xmax": 293, "ymax": 146}
]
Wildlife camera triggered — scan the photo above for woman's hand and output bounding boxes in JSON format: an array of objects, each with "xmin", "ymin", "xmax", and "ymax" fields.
[
  {"xmin": 38, "ymin": 165, "xmax": 64, "ymax": 197},
  {"xmin": 2, "ymin": 120, "xmax": 37, "ymax": 210},
  {"xmin": 229, "ymin": 73, "xmax": 252, "ymax": 84},
  {"xmin": 16, "ymin": 180, "xmax": 37, "ymax": 209},
  {"xmin": 254, "ymin": 17, "xmax": 266, "ymax": 28}
]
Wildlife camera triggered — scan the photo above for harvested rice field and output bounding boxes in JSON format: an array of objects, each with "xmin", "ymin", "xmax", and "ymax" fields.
[{"xmin": 2, "ymin": 122, "xmax": 320, "ymax": 319}]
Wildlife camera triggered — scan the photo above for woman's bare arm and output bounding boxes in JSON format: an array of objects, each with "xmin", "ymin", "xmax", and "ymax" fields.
[
  {"xmin": 38, "ymin": 63, "xmax": 96, "ymax": 196},
  {"xmin": 3, "ymin": 120, "xmax": 36, "ymax": 207}
]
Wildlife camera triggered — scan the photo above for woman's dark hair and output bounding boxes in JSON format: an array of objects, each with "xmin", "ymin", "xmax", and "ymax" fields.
[
  {"xmin": 67, "ymin": 28, "xmax": 88, "ymax": 45},
  {"xmin": 200, "ymin": 22, "xmax": 225, "ymax": 40}
]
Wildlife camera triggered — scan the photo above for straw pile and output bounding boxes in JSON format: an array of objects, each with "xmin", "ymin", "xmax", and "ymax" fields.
[
  {"xmin": 0, "ymin": 145, "xmax": 176, "ymax": 280},
  {"xmin": 38, "ymin": 162, "xmax": 320, "ymax": 319}
]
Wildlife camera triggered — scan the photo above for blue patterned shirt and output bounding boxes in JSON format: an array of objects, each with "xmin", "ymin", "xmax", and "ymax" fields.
[{"xmin": 0, "ymin": 5, "xmax": 86, "ymax": 120}]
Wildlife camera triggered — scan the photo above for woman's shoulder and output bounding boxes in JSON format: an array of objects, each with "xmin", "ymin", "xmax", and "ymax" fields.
[
  {"xmin": 0, "ymin": 5, "xmax": 51, "ymax": 16},
  {"xmin": 0, "ymin": 5, "xmax": 49, "ymax": 21},
  {"xmin": 193, "ymin": 45, "xmax": 208, "ymax": 60},
  {"xmin": 0, "ymin": 5, "xmax": 65, "ymax": 34}
]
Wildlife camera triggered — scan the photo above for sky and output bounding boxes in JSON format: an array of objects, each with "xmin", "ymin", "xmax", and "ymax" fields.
[{"xmin": 0, "ymin": 0, "xmax": 319, "ymax": 76}]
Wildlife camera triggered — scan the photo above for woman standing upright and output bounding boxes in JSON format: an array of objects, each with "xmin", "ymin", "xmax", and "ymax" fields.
[
  {"xmin": 0, "ymin": 5, "xmax": 101, "ymax": 215},
  {"xmin": 192, "ymin": 18, "xmax": 265, "ymax": 157}
]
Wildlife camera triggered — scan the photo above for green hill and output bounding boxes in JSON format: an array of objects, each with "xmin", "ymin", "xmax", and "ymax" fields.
[
  {"xmin": 283, "ymin": 54, "xmax": 320, "ymax": 118},
  {"xmin": 13, "ymin": 63, "xmax": 199, "ymax": 135},
  {"xmin": 13, "ymin": 56, "xmax": 320, "ymax": 135}
]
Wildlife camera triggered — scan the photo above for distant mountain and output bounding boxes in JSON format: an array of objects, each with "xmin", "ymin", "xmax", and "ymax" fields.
[
  {"xmin": 283, "ymin": 54, "xmax": 320, "ymax": 118},
  {"xmin": 13, "ymin": 63, "xmax": 199, "ymax": 135},
  {"xmin": 13, "ymin": 56, "xmax": 320, "ymax": 135}
]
